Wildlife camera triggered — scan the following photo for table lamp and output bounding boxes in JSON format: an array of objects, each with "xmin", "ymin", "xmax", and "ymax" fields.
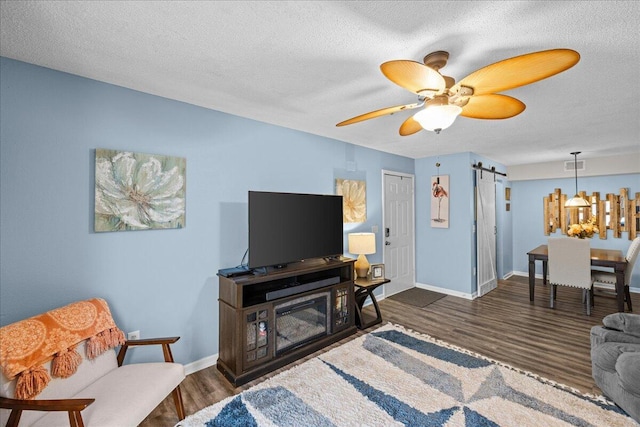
[{"xmin": 348, "ymin": 232, "xmax": 376, "ymax": 278}]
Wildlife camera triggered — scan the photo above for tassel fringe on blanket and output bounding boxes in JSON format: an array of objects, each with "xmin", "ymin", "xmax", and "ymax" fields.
[
  {"xmin": 15, "ymin": 366, "xmax": 50, "ymax": 401},
  {"xmin": 51, "ymin": 347, "xmax": 83, "ymax": 378},
  {"xmin": 0, "ymin": 298, "xmax": 126, "ymax": 399},
  {"xmin": 87, "ymin": 327, "xmax": 126, "ymax": 359}
]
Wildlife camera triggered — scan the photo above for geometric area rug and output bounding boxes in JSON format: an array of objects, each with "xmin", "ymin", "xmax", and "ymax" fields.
[{"xmin": 176, "ymin": 323, "xmax": 637, "ymax": 427}]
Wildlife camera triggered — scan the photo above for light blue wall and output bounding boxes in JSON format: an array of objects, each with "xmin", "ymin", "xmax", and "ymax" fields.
[
  {"xmin": 0, "ymin": 57, "xmax": 413, "ymax": 365},
  {"xmin": 511, "ymin": 174, "xmax": 640, "ymax": 288},
  {"xmin": 415, "ymin": 152, "xmax": 510, "ymax": 296},
  {"xmin": 495, "ymin": 173, "xmax": 513, "ymax": 280},
  {"xmin": 415, "ymin": 152, "xmax": 474, "ymax": 294}
]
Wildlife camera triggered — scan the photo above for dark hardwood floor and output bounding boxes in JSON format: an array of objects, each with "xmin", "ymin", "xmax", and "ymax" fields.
[{"xmin": 140, "ymin": 275, "xmax": 639, "ymax": 426}]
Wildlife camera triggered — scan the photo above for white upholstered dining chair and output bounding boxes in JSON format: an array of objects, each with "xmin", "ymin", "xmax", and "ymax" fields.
[
  {"xmin": 592, "ymin": 236, "xmax": 640, "ymax": 312},
  {"xmin": 548, "ymin": 237, "xmax": 594, "ymax": 315}
]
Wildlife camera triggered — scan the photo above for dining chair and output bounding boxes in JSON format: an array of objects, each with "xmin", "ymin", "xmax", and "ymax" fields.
[
  {"xmin": 548, "ymin": 237, "xmax": 594, "ymax": 315},
  {"xmin": 591, "ymin": 236, "xmax": 640, "ymax": 312}
]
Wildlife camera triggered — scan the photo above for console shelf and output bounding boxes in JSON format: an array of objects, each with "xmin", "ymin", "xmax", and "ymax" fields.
[{"xmin": 217, "ymin": 257, "xmax": 356, "ymax": 386}]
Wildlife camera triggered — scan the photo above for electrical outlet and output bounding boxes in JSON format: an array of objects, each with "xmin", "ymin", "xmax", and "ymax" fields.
[{"xmin": 127, "ymin": 330, "xmax": 140, "ymax": 340}]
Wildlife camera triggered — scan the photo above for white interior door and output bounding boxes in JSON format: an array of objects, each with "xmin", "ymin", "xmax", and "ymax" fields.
[
  {"xmin": 476, "ymin": 170, "xmax": 497, "ymax": 297},
  {"xmin": 382, "ymin": 171, "xmax": 415, "ymax": 296}
]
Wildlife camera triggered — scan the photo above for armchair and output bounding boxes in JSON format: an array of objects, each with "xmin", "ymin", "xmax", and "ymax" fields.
[
  {"xmin": 590, "ymin": 313, "xmax": 640, "ymax": 423},
  {"xmin": 0, "ymin": 298, "xmax": 186, "ymax": 426}
]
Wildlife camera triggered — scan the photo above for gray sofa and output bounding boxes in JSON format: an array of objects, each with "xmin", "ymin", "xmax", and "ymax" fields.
[{"xmin": 590, "ymin": 312, "xmax": 640, "ymax": 423}]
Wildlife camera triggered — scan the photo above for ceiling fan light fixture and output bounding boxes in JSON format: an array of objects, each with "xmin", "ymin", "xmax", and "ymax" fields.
[{"xmin": 412, "ymin": 97, "xmax": 462, "ymax": 133}]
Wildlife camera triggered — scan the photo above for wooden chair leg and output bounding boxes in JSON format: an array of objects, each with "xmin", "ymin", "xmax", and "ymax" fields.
[
  {"xmin": 586, "ymin": 289, "xmax": 591, "ymax": 316},
  {"xmin": 6, "ymin": 409, "xmax": 22, "ymax": 427},
  {"xmin": 550, "ymin": 285, "xmax": 556, "ymax": 308},
  {"xmin": 68, "ymin": 411, "xmax": 85, "ymax": 427},
  {"xmin": 624, "ymin": 286, "xmax": 633, "ymax": 311},
  {"xmin": 172, "ymin": 385, "xmax": 186, "ymax": 420}
]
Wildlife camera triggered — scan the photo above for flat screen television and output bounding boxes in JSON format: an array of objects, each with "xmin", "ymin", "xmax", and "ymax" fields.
[{"xmin": 248, "ymin": 191, "xmax": 343, "ymax": 269}]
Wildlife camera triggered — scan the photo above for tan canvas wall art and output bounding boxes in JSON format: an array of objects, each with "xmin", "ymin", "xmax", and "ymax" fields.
[{"xmin": 336, "ymin": 179, "xmax": 366, "ymax": 223}]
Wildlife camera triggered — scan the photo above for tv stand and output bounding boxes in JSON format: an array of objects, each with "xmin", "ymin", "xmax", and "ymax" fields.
[{"xmin": 217, "ymin": 257, "xmax": 356, "ymax": 386}]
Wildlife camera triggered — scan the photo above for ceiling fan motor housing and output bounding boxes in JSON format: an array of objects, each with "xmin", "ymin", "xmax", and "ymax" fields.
[{"xmin": 423, "ymin": 51, "xmax": 450, "ymax": 70}]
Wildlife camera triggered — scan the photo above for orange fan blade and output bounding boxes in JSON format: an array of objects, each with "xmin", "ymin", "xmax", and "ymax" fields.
[
  {"xmin": 399, "ymin": 116, "xmax": 423, "ymax": 136},
  {"xmin": 453, "ymin": 49, "xmax": 580, "ymax": 96},
  {"xmin": 336, "ymin": 102, "xmax": 423, "ymax": 127},
  {"xmin": 380, "ymin": 60, "xmax": 446, "ymax": 95},
  {"xmin": 460, "ymin": 94, "xmax": 526, "ymax": 119}
]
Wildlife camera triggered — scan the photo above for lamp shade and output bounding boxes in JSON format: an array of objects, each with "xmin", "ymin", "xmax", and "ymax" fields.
[
  {"xmin": 565, "ymin": 195, "xmax": 591, "ymax": 207},
  {"xmin": 412, "ymin": 96, "xmax": 462, "ymax": 133},
  {"xmin": 348, "ymin": 232, "xmax": 376, "ymax": 255}
]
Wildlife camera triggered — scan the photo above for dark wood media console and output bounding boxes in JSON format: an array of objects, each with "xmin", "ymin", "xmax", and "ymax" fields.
[{"xmin": 217, "ymin": 257, "xmax": 356, "ymax": 386}]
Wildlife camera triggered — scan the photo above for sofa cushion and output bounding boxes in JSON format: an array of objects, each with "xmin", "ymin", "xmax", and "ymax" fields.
[
  {"xmin": 1, "ymin": 342, "xmax": 119, "ymax": 426},
  {"xmin": 616, "ymin": 352, "xmax": 640, "ymax": 396},
  {"xmin": 591, "ymin": 325, "xmax": 640, "ymax": 347},
  {"xmin": 602, "ymin": 313, "xmax": 640, "ymax": 338},
  {"xmin": 29, "ymin": 362, "xmax": 185, "ymax": 427},
  {"xmin": 591, "ymin": 342, "xmax": 640, "ymax": 374}
]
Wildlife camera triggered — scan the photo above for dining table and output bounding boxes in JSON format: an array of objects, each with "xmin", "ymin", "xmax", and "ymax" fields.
[{"xmin": 527, "ymin": 244, "xmax": 628, "ymax": 312}]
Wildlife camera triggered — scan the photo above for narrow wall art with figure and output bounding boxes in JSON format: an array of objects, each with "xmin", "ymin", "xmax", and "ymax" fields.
[{"xmin": 431, "ymin": 175, "xmax": 449, "ymax": 228}]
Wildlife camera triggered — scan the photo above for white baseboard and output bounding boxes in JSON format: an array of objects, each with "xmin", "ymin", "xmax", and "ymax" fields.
[
  {"xmin": 415, "ymin": 282, "xmax": 475, "ymax": 300},
  {"xmin": 512, "ymin": 270, "xmax": 544, "ymax": 279},
  {"xmin": 184, "ymin": 353, "xmax": 217, "ymax": 375}
]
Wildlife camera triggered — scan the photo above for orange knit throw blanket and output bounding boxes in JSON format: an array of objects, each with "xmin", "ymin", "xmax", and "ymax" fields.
[{"xmin": 0, "ymin": 298, "xmax": 125, "ymax": 399}]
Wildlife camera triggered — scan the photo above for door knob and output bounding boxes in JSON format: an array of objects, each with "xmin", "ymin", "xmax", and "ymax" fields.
[{"xmin": 385, "ymin": 241, "xmax": 391, "ymax": 246}]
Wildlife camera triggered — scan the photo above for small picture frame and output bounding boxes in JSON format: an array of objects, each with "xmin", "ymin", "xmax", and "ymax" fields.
[{"xmin": 370, "ymin": 263, "xmax": 385, "ymax": 279}]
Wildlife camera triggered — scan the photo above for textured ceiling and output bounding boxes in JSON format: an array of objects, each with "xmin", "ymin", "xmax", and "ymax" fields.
[{"xmin": 1, "ymin": 1, "xmax": 638, "ymax": 165}]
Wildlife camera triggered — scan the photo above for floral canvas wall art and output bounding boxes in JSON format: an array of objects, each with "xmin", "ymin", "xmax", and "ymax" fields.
[
  {"xmin": 336, "ymin": 179, "xmax": 366, "ymax": 223},
  {"xmin": 431, "ymin": 175, "xmax": 449, "ymax": 228},
  {"xmin": 95, "ymin": 149, "xmax": 186, "ymax": 232}
]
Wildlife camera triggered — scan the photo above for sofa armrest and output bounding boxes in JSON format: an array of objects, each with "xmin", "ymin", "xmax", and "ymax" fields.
[
  {"xmin": 0, "ymin": 396, "xmax": 94, "ymax": 427},
  {"xmin": 117, "ymin": 336, "xmax": 180, "ymax": 366},
  {"xmin": 591, "ymin": 325, "xmax": 640, "ymax": 347},
  {"xmin": 602, "ymin": 313, "xmax": 640, "ymax": 337}
]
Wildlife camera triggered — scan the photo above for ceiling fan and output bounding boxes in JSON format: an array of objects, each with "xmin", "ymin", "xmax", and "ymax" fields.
[{"xmin": 336, "ymin": 49, "xmax": 580, "ymax": 134}]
